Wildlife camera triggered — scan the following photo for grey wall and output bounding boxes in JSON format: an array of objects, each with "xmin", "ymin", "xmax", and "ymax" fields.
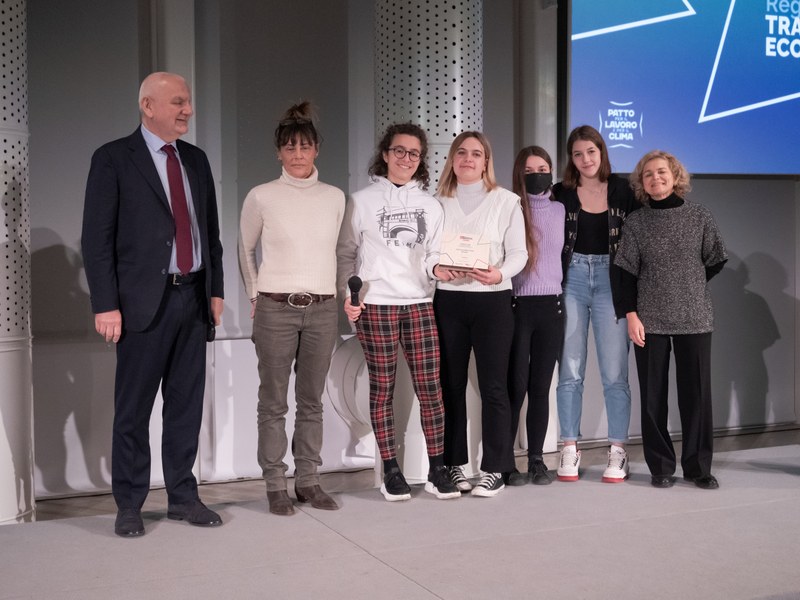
[
  {"xmin": 28, "ymin": 0, "xmax": 143, "ymax": 341},
  {"xmin": 197, "ymin": 0, "xmax": 351, "ymax": 337}
]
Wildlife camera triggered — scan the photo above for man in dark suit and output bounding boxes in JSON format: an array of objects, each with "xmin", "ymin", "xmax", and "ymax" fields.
[{"xmin": 81, "ymin": 72, "xmax": 224, "ymax": 537}]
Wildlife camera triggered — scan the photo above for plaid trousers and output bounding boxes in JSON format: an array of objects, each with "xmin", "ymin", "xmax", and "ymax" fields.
[{"xmin": 356, "ymin": 302, "xmax": 445, "ymax": 461}]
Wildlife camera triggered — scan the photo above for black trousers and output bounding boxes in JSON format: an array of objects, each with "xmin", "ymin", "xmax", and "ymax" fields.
[
  {"xmin": 508, "ymin": 295, "xmax": 564, "ymax": 459},
  {"xmin": 434, "ymin": 289, "xmax": 515, "ymax": 474},
  {"xmin": 112, "ymin": 278, "xmax": 208, "ymax": 509},
  {"xmin": 634, "ymin": 332, "xmax": 714, "ymax": 479}
]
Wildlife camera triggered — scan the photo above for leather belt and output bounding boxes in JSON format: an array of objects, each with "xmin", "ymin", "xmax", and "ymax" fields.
[
  {"xmin": 169, "ymin": 271, "xmax": 203, "ymax": 285},
  {"xmin": 259, "ymin": 292, "xmax": 334, "ymax": 308}
]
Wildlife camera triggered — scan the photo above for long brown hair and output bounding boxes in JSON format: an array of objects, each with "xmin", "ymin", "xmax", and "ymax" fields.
[
  {"xmin": 512, "ymin": 146, "xmax": 553, "ymax": 273},
  {"xmin": 561, "ymin": 125, "xmax": 611, "ymax": 189}
]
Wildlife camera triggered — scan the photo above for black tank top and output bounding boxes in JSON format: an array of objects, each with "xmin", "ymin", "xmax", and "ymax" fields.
[{"xmin": 574, "ymin": 210, "xmax": 609, "ymax": 255}]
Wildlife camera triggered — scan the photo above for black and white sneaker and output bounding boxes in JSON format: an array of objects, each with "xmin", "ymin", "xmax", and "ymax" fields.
[
  {"xmin": 380, "ymin": 467, "xmax": 411, "ymax": 501},
  {"xmin": 447, "ymin": 465, "xmax": 473, "ymax": 492},
  {"xmin": 470, "ymin": 472, "xmax": 505, "ymax": 497},
  {"xmin": 424, "ymin": 466, "xmax": 461, "ymax": 500}
]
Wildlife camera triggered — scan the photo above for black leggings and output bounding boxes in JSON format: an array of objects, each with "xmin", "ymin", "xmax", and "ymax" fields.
[{"xmin": 508, "ymin": 295, "xmax": 564, "ymax": 459}]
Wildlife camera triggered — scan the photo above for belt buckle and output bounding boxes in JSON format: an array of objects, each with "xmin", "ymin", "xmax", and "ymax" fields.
[
  {"xmin": 171, "ymin": 273, "xmax": 182, "ymax": 285},
  {"xmin": 287, "ymin": 292, "xmax": 313, "ymax": 308}
]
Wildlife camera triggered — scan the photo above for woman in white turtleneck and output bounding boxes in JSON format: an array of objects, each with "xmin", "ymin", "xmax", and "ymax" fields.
[
  {"xmin": 433, "ymin": 131, "xmax": 528, "ymax": 498},
  {"xmin": 337, "ymin": 123, "xmax": 460, "ymax": 503},
  {"xmin": 238, "ymin": 102, "xmax": 344, "ymax": 517}
]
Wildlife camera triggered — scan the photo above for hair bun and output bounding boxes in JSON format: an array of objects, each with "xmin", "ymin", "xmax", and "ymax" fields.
[{"xmin": 280, "ymin": 101, "xmax": 315, "ymax": 126}]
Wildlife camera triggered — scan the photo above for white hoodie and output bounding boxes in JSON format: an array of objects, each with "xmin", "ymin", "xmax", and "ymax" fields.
[{"xmin": 337, "ymin": 176, "xmax": 443, "ymax": 305}]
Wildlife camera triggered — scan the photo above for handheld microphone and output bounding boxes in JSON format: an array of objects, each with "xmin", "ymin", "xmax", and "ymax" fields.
[{"xmin": 348, "ymin": 276, "xmax": 363, "ymax": 307}]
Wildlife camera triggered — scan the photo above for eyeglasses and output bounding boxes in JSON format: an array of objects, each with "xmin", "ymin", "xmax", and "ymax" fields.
[{"xmin": 388, "ymin": 147, "xmax": 421, "ymax": 161}]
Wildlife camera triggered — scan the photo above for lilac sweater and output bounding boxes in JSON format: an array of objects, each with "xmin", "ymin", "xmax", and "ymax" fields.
[{"xmin": 512, "ymin": 193, "xmax": 565, "ymax": 296}]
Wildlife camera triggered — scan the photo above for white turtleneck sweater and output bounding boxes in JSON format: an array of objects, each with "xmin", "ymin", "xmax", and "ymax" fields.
[
  {"xmin": 337, "ymin": 176, "xmax": 443, "ymax": 304},
  {"xmin": 436, "ymin": 181, "xmax": 527, "ymax": 293},
  {"xmin": 238, "ymin": 166, "xmax": 345, "ymax": 299}
]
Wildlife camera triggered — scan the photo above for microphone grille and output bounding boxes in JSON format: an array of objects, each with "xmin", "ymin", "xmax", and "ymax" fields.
[{"xmin": 348, "ymin": 275, "xmax": 363, "ymax": 293}]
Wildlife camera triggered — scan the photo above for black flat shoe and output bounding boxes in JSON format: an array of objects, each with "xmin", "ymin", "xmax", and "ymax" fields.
[
  {"xmin": 504, "ymin": 469, "xmax": 529, "ymax": 486},
  {"xmin": 650, "ymin": 475, "xmax": 676, "ymax": 488},
  {"xmin": 684, "ymin": 474, "xmax": 719, "ymax": 490},
  {"xmin": 167, "ymin": 499, "xmax": 223, "ymax": 526},
  {"xmin": 529, "ymin": 460, "xmax": 553, "ymax": 486},
  {"xmin": 115, "ymin": 508, "xmax": 145, "ymax": 537}
]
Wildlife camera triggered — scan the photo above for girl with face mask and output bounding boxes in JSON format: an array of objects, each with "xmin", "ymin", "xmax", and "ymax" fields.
[{"xmin": 505, "ymin": 146, "xmax": 565, "ymax": 486}]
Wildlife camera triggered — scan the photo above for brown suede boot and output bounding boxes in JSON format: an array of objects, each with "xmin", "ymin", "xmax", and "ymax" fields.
[
  {"xmin": 266, "ymin": 490, "xmax": 295, "ymax": 516},
  {"xmin": 295, "ymin": 484, "xmax": 339, "ymax": 510}
]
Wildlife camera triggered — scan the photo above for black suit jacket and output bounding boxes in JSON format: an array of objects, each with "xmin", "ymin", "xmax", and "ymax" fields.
[{"xmin": 82, "ymin": 126, "xmax": 224, "ymax": 331}]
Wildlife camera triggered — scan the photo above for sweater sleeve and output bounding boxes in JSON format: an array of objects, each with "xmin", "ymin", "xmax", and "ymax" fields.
[
  {"xmin": 499, "ymin": 201, "xmax": 528, "ymax": 282},
  {"xmin": 614, "ymin": 219, "xmax": 642, "ymax": 314},
  {"xmin": 614, "ymin": 220, "xmax": 641, "ymax": 277},
  {"xmin": 700, "ymin": 207, "xmax": 727, "ymax": 280},
  {"xmin": 424, "ymin": 203, "xmax": 444, "ymax": 280},
  {"xmin": 335, "ymin": 196, "xmax": 360, "ymax": 298},
  {"xmin": 237, "ymin": 189, "xmax": 263, "ymax": 300}
]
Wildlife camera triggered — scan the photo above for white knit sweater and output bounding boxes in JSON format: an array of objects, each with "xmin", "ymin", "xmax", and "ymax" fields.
[
  {"xmin": 238, "ymin": 166, "xmax": 345, "ymax": 299},
  {"xmin": 436, "ymin": 182, "xmax": 527, "ymax": 293}
]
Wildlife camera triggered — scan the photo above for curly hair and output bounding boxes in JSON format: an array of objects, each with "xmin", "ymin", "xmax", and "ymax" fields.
[
  {"xmin": 436, "ymin": 131, "xmax": 498, "ymax": 198},
  {"xmin": 512, "ymin": 146, "xmax": 553, "ymax": 273},
  {"xmin": 561, "ymin": 125, "xmax": 611, "ymax": 189},
  {"xmin": 368, "ymin": 123, "xmax": 431, "ymax": 190},
  {"xmin": 629, "ymin": 149, "xmax": 691, "ymax": 203},
  {"xmin": 274, "ymin": 101, "xmax": 321, "ymax": 149}
]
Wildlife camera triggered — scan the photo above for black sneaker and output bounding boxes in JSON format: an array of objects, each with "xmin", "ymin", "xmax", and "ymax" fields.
[
  {"xmin": 529, "ymin": 460, "xmax": 553, "ymax": 485},
  {"xmin": 504, "ymin": 469, "xmax": 529, "ymax": 486},
  {"xmin": 424, "ymin": 465, "xmax": 461, "ymax": 499},
  {"xmin": 380, "ymin": 467, "xmax": 411, "ymax": 502}
]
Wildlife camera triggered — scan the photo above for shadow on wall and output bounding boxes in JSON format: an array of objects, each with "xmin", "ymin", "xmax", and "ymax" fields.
[
  {"xmin": 31, "ymin": 227, "xmax": 112, "ymax": 495},
  {"xmin": 1, "ymin": 173, "xmax": 34, "ymax": 519},
  {"xmin": 711, "ymin": 252, "xmax": 781, "ymax": 428}
]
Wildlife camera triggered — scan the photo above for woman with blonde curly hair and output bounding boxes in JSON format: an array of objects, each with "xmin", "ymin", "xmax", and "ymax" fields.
[{"xmin": 616, "ymin": 150, "xmax": 727, "ymax": 490}]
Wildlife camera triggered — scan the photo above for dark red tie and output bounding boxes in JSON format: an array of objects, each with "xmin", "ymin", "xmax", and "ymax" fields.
[{"xmin": 162, "ymin": 144, "xmax": 193, "ymax": 274}]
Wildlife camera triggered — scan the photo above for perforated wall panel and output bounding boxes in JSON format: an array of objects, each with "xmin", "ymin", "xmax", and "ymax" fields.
[
  {"xmin": 0, "ymin": 0, "xmax": 30, "ymax": 338},
  {"xmin": 375, "ymin": 0, "xmax": 483, "ymax": 184}
]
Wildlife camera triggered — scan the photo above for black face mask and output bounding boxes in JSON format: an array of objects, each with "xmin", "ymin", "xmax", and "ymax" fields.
[{"xmin": 525, "ymin": 172, "xmax": 553, "ymax": 195}]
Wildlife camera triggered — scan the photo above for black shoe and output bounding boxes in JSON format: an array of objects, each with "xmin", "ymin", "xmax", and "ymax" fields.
[
  {"xmin": 167, "ymin": 499, "xmax": 222, "ymax": 526},
  {"xmin": 504, "ymin": 469, "xmax": 529, "ymax": 486},
  {"xmin": 650, "ymin": 475, "xmax": 677, "ymax": 488},
  {"xmin": 381, "ymin": 467, "xmax": 411, "ymax": 501},
  {"xmin": 115, "ymin": 508, "xmax": 145, "ymax": 537},
  {"xmin": 529, "ymin": 460, "xmax": 553, "ymax": 485},
  {"xmin": 425, "ymin": 465, "xmax": 461, "ymax": 499},
  {"xmin": 684, "ymin": 474, "xmax": 719, "ymax": 490}
]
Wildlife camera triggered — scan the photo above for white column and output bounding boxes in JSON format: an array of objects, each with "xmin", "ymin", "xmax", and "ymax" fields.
[
  {"xmin": 375, "ymin": 0, "xmax": 484, "ymax": 187},
  {"xmin": 0, "ymin": 0, "xmax": 35, "ymax": 524}
]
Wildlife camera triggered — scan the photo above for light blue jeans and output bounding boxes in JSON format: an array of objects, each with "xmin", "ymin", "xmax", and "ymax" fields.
[{"xmin": 557, "ymin": 253, "xmax": 631, "ymax": 443}]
